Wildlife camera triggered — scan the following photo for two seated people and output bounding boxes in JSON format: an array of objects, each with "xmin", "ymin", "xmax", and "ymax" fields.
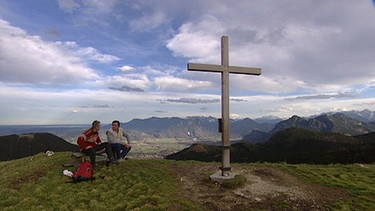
[{"xmin": 77, "ymin": 120, "xmax": 131, "ymax": 169}]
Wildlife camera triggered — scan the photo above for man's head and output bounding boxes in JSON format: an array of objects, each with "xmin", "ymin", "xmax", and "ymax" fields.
[
  {"xmin": 92, "ymin": 120, "xmax": 101, "ymax": 131},
  {"xmin": 112, "ymin": 120, "xmax": 120, "ymax": 131}
]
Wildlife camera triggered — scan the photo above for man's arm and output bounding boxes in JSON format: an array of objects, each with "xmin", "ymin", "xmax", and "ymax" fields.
[
  {"xmin": 124, "ymin": 133, "xmax": 130, "ymax": 144},
  {"xmin": 106, "ymin": 131, "xmax": 116, "ymax": 143},
  {"xmin": 96, "ymin": 134, "xmax": 102, "ymax": 144},
  {"xmin": 120, "ymin": 128, "xmax": 130, "ymax": 144}
]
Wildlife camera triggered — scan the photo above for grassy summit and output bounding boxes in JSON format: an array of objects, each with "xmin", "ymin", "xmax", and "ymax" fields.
[{"xmin": 0, "ymin": 152, "xmax": 374, "ymax": 210}]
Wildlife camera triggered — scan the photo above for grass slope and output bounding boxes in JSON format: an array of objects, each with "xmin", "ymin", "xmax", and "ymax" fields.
[
  {"xmin": 0, "ymin": 152, "xmax": 374, "ymax": 210},
  {"xmin": 278, "ymin": 163, "xmax": 375, "ymax": 210},
  {"xmin": 0, "ymin": 153, "xmax": 198, "ymax": 210}
]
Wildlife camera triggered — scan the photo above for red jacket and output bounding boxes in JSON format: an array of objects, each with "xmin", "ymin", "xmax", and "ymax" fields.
[{"xmin": 77, "ymin": 128, "xmax": 102, "ymax": 151}]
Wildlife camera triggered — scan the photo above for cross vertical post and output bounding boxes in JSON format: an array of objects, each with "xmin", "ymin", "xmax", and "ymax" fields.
[
  {"xmin": 187, "ymin": 35, "xmax": 261, "ymax": 177},
  {"xmin": 221, "ymin": 36, "xmax": 231, "ymax": 175}
]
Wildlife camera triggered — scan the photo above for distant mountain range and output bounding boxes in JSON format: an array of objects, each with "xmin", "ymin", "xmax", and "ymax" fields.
[
  {"xmin": 121, "ymin": 116, "xmax": 275, "ymax": 141},
  {"xmin": 1, "ymin": 110, "xmax": 374, "ymax": 144},
  {"xmin": 310, "ymin": 109, "xmax": 375, "ymax": 123},
  {"xmin": 1, "ymin": 109, "xmax": 375, "ymax": 163},
  {"xmin": 243, "ymin": 112, "xmax": 375, "ymax": 143},
  {"xmin": 121, "ymin": 109, "xmax": 375, "ymax": 143}
]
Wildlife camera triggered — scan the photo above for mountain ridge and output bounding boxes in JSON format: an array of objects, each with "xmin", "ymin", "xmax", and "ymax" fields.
[
  {"xmin": 0, "ymin": 133, "xmax": 78, "ymax": 161},
  {"xmin": 243, "ymin": 112, "xmax": 375, "ymax": 143}
]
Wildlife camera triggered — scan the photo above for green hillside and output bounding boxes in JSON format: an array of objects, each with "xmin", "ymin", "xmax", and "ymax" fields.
[
  {"xmin": 0, "ymin": 152, "xmax": 374, "ymax": 210},
  {"xmin": 0, "ymin": 133, "xmax": 78, "ymax": 161}
]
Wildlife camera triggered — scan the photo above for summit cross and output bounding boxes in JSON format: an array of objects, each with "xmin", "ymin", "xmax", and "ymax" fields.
[{"xmin": 187, "ymin": 35, "xmax": 261, "ymax": 176}]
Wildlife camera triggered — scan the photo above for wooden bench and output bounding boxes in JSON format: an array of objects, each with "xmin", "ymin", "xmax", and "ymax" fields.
[{"xmin": 71, "ymin": 149, "xmax": 107, "ymax": 167}]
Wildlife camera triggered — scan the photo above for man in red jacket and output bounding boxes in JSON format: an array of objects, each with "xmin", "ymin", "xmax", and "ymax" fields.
[{"xmin": 77, "ymin": 120, "xmax": 119, "ymax": 168}]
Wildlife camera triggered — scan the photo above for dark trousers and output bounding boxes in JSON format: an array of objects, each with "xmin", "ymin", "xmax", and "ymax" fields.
[
  {"xmin": 111, "ymin": 143, "xmax": 131, "ymax": 159},
  {"xmin": 82, "ymin": 143, "xmax": 114, "ymax": 168}
]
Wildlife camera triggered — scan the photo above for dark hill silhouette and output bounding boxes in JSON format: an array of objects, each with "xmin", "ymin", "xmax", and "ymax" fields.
[
  {"xmin": 165, "ymin": 127, "xmax": 375, "ymax": 164},
  {"xmin": 259, "ymin": 127, "xmax": 375, "ymax": 164},
  {"xmin": 0, "ymin": 133, "xmax": 78, "ymax": 161},
  {"xmin": 242, "ymin": 129, "xmax": 269, "ymax": 143}
]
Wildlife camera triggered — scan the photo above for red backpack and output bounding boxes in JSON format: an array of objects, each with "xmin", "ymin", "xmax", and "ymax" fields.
[{"xmin": 72, "ymin": 161, "xmax": 94, "ymax": 182}]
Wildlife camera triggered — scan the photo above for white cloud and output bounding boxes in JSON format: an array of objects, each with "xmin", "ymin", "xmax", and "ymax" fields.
[
  {"xmin": 154, "ymin": 76, "xmax": 214, "ymax": 91},
  {"xmin": 130, "ymin": 11, "xmax": 167, "ymax": 32},
  {"xmin": 117, "ymin": 65, "xmax": 134, "ymax": 72},
  {"xmin": 101, "ymin": 74, "xmax": 151, "ymax": 91},
  {"xmin": 166, "ymin": 18, "xmax": 223, "ymax": 62},
  {"xmin": 56, "ymin": 41, "xmax": 120, "ymax": 64},
  {"xmin": 58, "ymin": 0, "xmax": 119, "ymax": 15},
  {"xmin": 231, "ymin": 113, "xmax": 240, "ymax": 119},
  {"xmin": 83, "ymin": 0, "xmax": 118, "ymax": 14},
  {"xmin": 0, "ymin": 19, "xmax": 99, "ymax": 85},
  {"xmin": 58, "ymin": 0, "xmax": 80, "ymax": 13},
  {"xmin": 162, "ymin": 98, "xmax": 220, "ymax": 104}
]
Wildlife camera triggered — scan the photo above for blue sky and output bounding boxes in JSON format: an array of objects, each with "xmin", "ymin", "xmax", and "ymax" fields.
[{"xmin": 1, "ymin": 0, "xmax": 375, "ymax": 125}]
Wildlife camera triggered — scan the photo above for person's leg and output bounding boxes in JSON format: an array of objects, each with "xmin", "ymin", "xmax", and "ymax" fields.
[
  {"xmin": 120, "ymin": 145, "xmax": 131, "ymax": 158},
  {"xmin": 111, "ymin": 143, "xmax": 121, "ymax": 160},
  {"xmin": 98, "ymin": 142, "xmax": 114, "ymax": 160},
  {"xmin": 81, "ymin": 148, "xmax": 96, "ymax": 168},
  {"xmin": 101, "ymin": 142, "xmax": 119, "ymax": 164},
  {"xmin": 93, "ymin": 143, "xmax": 108, "ymax": 155},
  {"xmin": 93, "ymin": 143, "xmax": 118, "ymax": 165}
]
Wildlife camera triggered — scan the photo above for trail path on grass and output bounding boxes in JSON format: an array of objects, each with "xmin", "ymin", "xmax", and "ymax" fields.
[{"xmin": 169, "ymin": 162, "xmax": 350, "ymax": 210}]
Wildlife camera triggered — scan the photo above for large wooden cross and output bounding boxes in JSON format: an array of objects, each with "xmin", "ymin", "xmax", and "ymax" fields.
[{"xmin": 188, "ymin": 35, "xmax": 261, "ymax": 176}]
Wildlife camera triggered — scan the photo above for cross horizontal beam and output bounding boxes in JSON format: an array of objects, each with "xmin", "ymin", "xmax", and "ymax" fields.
[{"xmin": 188, "ymin": 63, "xmax": 261, "ymax": 75}]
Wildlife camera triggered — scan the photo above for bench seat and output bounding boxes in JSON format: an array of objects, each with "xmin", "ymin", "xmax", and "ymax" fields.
[{"xmin": 71, "ymin": 149, "xmax": 107, "ymax": 167}]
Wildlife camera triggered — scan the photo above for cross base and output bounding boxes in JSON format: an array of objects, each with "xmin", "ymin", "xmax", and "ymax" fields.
[
  {"xmin": 219, "ymin": 167, "xmax": 232, "ymax": 171},
  {"xmin": 210, "ymin": 171, "xmax": 239, "ymax": 184}
]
